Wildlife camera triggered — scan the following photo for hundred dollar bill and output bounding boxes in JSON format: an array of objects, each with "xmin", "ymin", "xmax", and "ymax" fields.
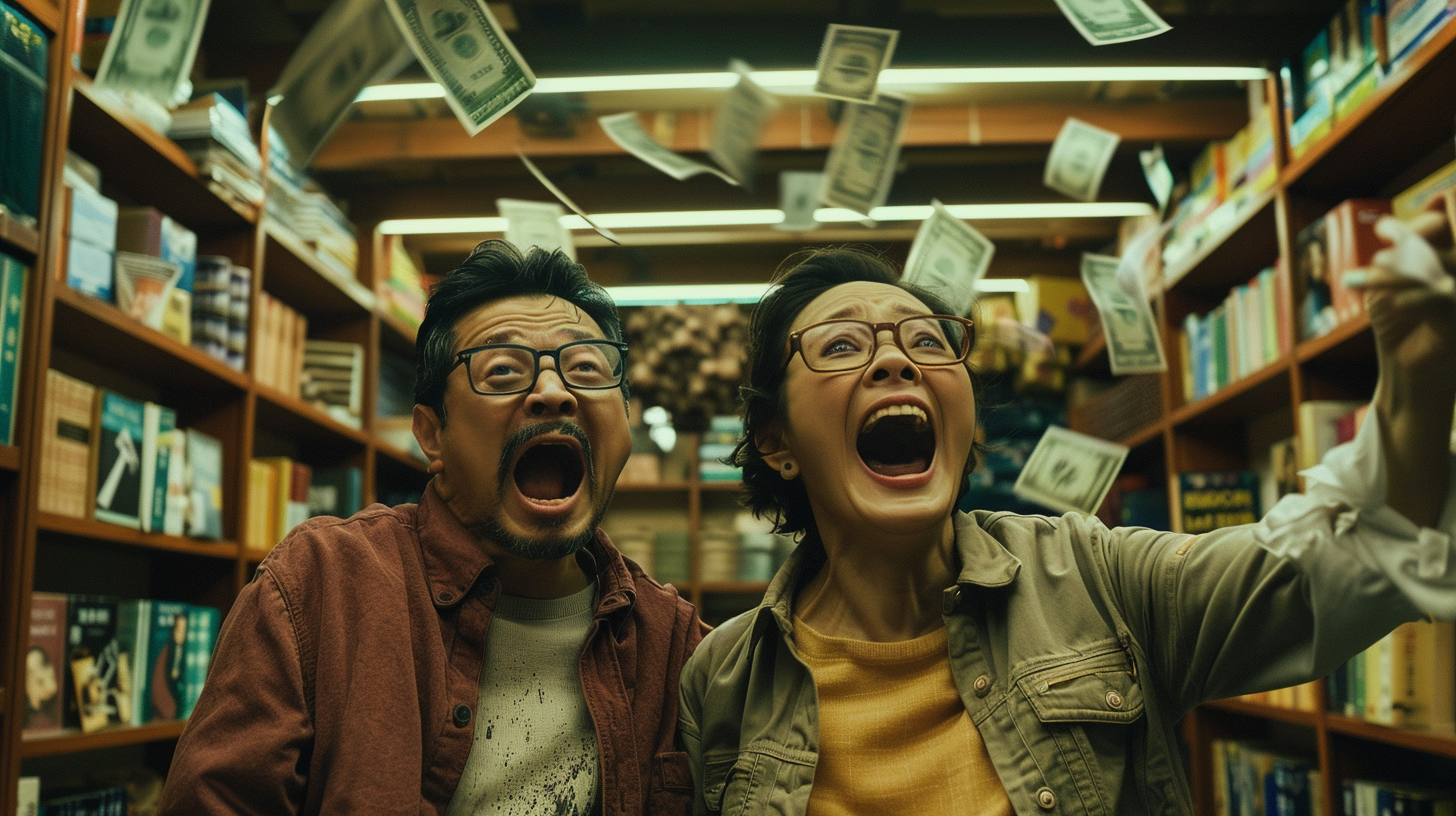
[
  {"xmin": 498, "ymin": 198, "xmax": 574, "ymax": 260},
  {"xmin": 1139, "ymin": 143, "xmax": 1175, "ymax": 216},
  {"xmin": 600, "ymin": 112, "xmax": 737, "ymax": 185},
  {"xmin": 515, "ymin": 150, "xmax": 620, "ymax": 245},
  {"xmin": 902, "ymin": 199, "xmax": 996, "ymax": 318},
  {"xmin": 96, "ymin": 0, "xmax": 213, "ymax": 107},
  {"xmin": 1044, "ymin": 117, "xmax": 1120, "ymax": 203},
  {"xmin": 1081, "ymin": 252, "xmax": 1167, "ymax": 375},
  {"xmin": 270, "ymin": 0, "xmax": 414, "ymax": 168},
  {"xmin": 1052, "ymin": 0, "xmax": 1171, "ymax": 46},
  {"xmin": 775, "ymin": 171, "xmax": 823, "ymax": 231},
  {"xmin": 384, "ymin": 0, "xmax": 535, "ymax": 135},
  {"xmin": 1013, "ymin": 425, "xmax": 1129, "ymax": 516},
  {"xmin": 708, "ymin": 63, "xmax": 780, "ymax": 187},
  {"xmin": 818, "ymin": 92, "xmax": 909, "ymax": 216},
  {"xmin": 813, "ymin": 24, "xmax": 899, "ymax": 103}
]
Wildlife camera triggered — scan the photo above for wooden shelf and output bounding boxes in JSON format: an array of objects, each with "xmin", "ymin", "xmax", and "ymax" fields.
[
  {"xmin": 54, "ymin": 285, "xmax": 250, "ymax": 397},
  {"xmin": 1294, "ymin": 313, "xmax": 1374, "ymax": 365},
  {"xmin": 1325, "ymin": 713, "xmax": 1456, "ymax": 759},
  {"xmin": 698, "ymin": 480, "xmax": 745, "ymax": 492},
  {"xmin": 378, "ymin": 309, "xmax": 419, "ymax": 353},
  {"xmin": 1118, "ymin": 420, "xmax": 1165, "ymax": 450},
  {"xmin": 1162, "ymin": 189, "xmax": 1280, "ymax": 292},
  {"xmin": 1282, "ymin": 20, "xmax": 1456, "ymax": 197},
  {"xmin": 0, "ymin": 209, "xmax": 40, "ymax": 258},
  {"xmin": 1073, "ymin": 331, "xmax": 1109, "ymax": 374},
  {"xmin": 0, "ymin": 444, "xmax": 18, "ymax": 472},
  {"xmin": 615, "ymin": 480, "xmax": 692, "ymax": 492},
  {"xmin": 374, "ymin": 437, "xmax": 428, "ymax": 472},
  {"xmin": 1202, "ymin": 698, "xmax": 1321, "ymax": 728},
  {"xmin": 1169, "ymin": 357, "xmax": 1291, "ymax": 429},
  {"xmin": 21, "ymin": 718, "xmax": 188, "ymax": 759},
  {"xmin": 36, "ymin": 512, "xmax": 241, "ymax": 559},
  {"xmin": 263, "ymin": 223, "xmax": 376, "ymax": 318},
  {"xmin": 255, "ymin": 385, "xmax": 370, "ymax": 455},
  {"xmin": 68, "ymin": 79, "xmax": 257, "ymax": 234}
]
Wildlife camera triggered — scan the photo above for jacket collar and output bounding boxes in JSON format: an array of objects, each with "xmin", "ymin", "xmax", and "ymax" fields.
[
  {"xmin": 754, "ymin": 511, "xmax": 1022, "ymax": 637},
  {"xmin": 416, "ymin": 481, "xmax": 637, "ymax": 620}
]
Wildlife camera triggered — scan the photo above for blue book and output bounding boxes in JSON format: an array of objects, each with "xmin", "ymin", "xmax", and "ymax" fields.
[
  {"xmin": 94, "ymin": 391, "xmax": 146, "ymax": 528},
  {"xmin": 145, "ymin": 601, "xmax": 190, "ymax": 722},
  {"xmin": 139, "ymin": 402, "xmax": 176, "ymax": 533},
  {"xmin": 0, "ymin": 251, "xmax": 27, "ymax": 444},
  {"xmin": 0, "ymin": 0, "xmax": 47, "ymax": 222},
  {"xmin": 181, "ymin": 605, "xmax": 220, "ymax": 719},
  {"xmin": 185, "ymin": 428, "xmax": 224, "ymax": 540}
]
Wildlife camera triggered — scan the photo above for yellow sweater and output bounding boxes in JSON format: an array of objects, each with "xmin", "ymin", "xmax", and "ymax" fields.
[{"xmin": 794, "ymin": 617, "xmax": 1015, "ymax": 816}]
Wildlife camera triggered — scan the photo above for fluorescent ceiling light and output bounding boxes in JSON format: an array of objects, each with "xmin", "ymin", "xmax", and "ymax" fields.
[
  {"xmin": 974, "ymin": 279, "xmax": 1030, "ymax": 293},
  {"xmin": 357, "ymin": 65, "xmax": 1267, "ymax": 102},
  {"xmin": 606, "ymin": 277, "xmax": 1026, "ymax": 306},
  {"xmin": 818, "ymin": 202, "xmax": 1155, "ymax": 222}
]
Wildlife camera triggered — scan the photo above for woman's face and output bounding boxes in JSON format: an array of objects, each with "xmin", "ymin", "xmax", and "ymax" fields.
[{"xmin": 769, "ymin": 281, "xmax": 977, "ymax": 542}]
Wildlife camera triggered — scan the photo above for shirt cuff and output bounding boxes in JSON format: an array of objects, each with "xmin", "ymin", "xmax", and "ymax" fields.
[{"xmin": 1253, "ymin": 405, "xmax": 1456, "ymax": 620}]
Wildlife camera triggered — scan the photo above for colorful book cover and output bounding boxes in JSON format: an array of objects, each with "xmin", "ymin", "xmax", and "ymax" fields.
[
  {"xmin": 115, "ymin": 598, "xmax": 150, "ymax": 725},
  {"xmin": 138, "ymin": 402, "xmax": 176, "ymax": 534},
  {"xmin": 66, "ymin": 594, "xmax": 123, "ymax": 732},
  {"xmin": 181, "ymin": 605, "xmax": 221, "ymax": 719},
  {"xmin": 146, "ymin": 601, "xmax": 190, "ymax": 722},
  {"xmin": 0, "ymin": 251, "xmax": 28, "ymax": 445},
  {"xmin": 1179, "ymin": 471, "xmax": 1260, "ymax": 535},
  {"xmin": 163, "ymin": 427, "xmax": 188, "ymax": 536},
  {"xmin": 23, "ymin": 591, "xmax": 66, "ymax": 735},
  {"xmin": 94, "ymin": 390, "xmax": 146, "ymax": 528},
  {"xmin": 186, "ymin": 428, "xmax": 224, "ymax": 540},
  {"xmin": 1296, "ymin": 215, "xmax": 1336, "ymax": 340}
]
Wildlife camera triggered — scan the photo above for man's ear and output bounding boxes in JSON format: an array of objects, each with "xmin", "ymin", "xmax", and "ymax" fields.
[
  {"xmin": 413, "ymin": 404, "xmax": 446, "ymax": 474},
  {"xmin": 754, "ymin": 422, "xmax": 794, "ymax": 473}
]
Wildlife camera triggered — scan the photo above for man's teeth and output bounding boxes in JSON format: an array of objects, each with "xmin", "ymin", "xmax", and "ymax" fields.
[{"xmin": 860, "ymin": 404, "xmax": 929, "ymax": 434}]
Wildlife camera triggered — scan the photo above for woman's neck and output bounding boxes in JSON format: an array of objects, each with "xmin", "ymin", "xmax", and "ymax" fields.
[{"xmin": 795, "ymin": 519, "xmax": 959, "ymax": 642}]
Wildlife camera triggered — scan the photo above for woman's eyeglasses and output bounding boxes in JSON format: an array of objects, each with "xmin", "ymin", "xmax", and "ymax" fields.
[{"xmin": 786, "ymin": 315, "xmax": 975, "ymax": 373}]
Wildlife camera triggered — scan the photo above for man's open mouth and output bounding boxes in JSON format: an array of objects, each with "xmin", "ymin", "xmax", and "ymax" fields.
[
  {"xmin": 513, "ymin": 439, "xmax": 587, "ymax": 502},
  {"xmin": 856, "ymin": 404, "xmax": 936, "ymax": 477}
]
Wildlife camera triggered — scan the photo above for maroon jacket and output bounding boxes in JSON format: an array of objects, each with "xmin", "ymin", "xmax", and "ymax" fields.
[{"xmin": 159, "ymin": 483, "xmax": 707, "ymax": 815}]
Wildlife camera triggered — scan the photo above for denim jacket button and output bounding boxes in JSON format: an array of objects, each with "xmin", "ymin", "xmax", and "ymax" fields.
[
  {"xmin": 1037, "ymin": 788, "xmax": 1056, "ymax": 810},
  {"xmin": 1106, "ymin": 690, "xmax": 1124, "ymax": 709},
  {"xmin": 453, "ymin": 704, "xmax": 472, "ymax": 727},
  {"xmin": 973, "ymin": 674, "xmax": 992, "ymax": 697}
]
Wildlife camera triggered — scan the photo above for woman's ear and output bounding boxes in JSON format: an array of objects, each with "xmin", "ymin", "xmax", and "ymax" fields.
[{"xmin": 755, "ymin": 422, "xmax": 797, "ymax": 477}]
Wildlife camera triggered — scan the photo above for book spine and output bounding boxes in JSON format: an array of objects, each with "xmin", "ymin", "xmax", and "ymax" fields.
[{"xmin": 0, "ymin": 253, "xmax": 25, "ymax": 444}]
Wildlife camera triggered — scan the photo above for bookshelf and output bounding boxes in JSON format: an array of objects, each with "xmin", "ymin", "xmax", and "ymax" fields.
[
  {"xmin": 1067, "ymin": 20, "xmax": 1456, "ymax": 816},
  {"xmin": 0, "ymin": 2, "xmax": 431, "ymax": 811}
]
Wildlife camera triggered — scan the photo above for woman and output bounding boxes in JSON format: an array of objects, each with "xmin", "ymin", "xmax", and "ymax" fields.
[{"xmin": 678, "ymin": 227, "xmax": 1456, "ymax": 816}]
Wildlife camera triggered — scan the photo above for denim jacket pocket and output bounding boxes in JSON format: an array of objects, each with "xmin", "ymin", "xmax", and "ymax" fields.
[
  {"xmin": 649, "ymin": 751, "xmax": 693, "ymax": 816},
  {"xmin": 702, "ymin": 748, "xmax": 814, "ymax": 815}
]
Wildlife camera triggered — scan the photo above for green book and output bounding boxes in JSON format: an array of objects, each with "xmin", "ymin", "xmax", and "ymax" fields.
[
  {"xmin": 94, "ymin": 391, "xmax": 146, "ymax": 528},
  {"xmin": 181, "ymin": 605, "xmax": 220, "ymax": 719},
  {"xmin": 139, "ymin": 403, "xmax": 176, "ymax": 533},
  {"xmin": 0, "ymin": 251, "xmax": 28, "ymax": 444}
]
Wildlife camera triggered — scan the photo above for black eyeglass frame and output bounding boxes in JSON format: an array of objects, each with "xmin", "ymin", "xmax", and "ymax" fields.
[
  {"xmin": 785, "ymin": 314, "xmax": 976, "ymax": 373},
  {"xmin": 450, "ymin": 339, "xmax": 630, "ymax": 396}
]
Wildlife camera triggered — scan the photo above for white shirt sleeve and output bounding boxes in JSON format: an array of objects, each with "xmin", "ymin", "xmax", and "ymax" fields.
[{"xmin": 1253, "ymin": 406, "xmax": 1456, "ymax": 620}]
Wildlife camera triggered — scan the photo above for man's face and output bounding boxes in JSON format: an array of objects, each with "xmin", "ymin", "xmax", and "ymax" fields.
[{"xmin": 414, "ymin": 295, "xmax": 632, "ymax": 560}]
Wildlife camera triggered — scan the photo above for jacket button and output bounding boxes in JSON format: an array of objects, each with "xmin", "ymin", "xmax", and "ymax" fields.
[
  {"xmin": 1106, "ymin": 690, "xmax": 1124, "ymax": 709},
  {"xmin": 1037, "ymin": 788, "xmax": 1056, "ymax": 810},
  {"xmin": 942, "ymin": 586, "xmax": 962, "ymax": 614},
  {"xmin": 973, "ymin": 675, "xmax": 992, "ymax": 697},
  {"xmin": 439, "ymin": 591, "xmax": 455, "ymax": 604},
  {"xmin": 452, "ymin": 704, "xmax": 472, "ymax": 727}
]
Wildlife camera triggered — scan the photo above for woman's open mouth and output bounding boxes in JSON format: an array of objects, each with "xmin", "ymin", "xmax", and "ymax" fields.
[
  {"xmin": 512, "ymin": 437, "xmax": 587, "ymax": 505},
  {"xmin": 856, "ymin": 404, "xmax": 936, "ymax": 478}
]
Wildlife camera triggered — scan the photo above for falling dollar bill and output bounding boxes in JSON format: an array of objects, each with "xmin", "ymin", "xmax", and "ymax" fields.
[
  {"xmin": 498, "ymin": 198, "xmax": 574, "ymax": 260},
  {"xmin": 515, "ymin": 150, "xmax": 620, "ymax": 245},
  {"xmin": 813, "ymin": 24, "xmax": 899, "ymax": 103},
  {"xmin": 819, "ymin": 92, "xmax": 909, "ymax": 216},
  {"xmin": 270, "ymin": 0, "xmax": 415, "ymax": 168},
  {"xmin": 1139, "ymin": 143, "xmax": 1175, "ymax": 216},
  {"xmin": 902, "ymin": 200, "xmax": 996, "ymax": 318},
  {"xmin": 96, "ymin": 0, "xmax": 213, "ymax": 107},
  {"xmin": 1013, "ymin": 425, "xmax": 1129, "ymax": 516},
  {"xmin": 708, "ymin": 63, "xmax": 780, "ymax": 187},
  {"xmin": 776, "ymin": 171, "xmax": 823, "ymax": 231},
  {"xmin": 384, "ymin": 0, "xmax": 535, "ymax": 135},
  {"xmin": 1044, "ymin": 117, "xmax": 1120, "ymax": 203},
  {"xmin": 1052, "ymin": 0, "xmax": 1171, "ymax": 46},
  {"xmin": 1081, "ymin": 252, "xmax": 1167, "ymax": 375},
  {"xmin": 599, "ymin": 112, "xmax": 737, "ymax": 185}
]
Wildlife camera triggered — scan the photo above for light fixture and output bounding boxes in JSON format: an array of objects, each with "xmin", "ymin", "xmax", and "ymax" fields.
[
  {"xmin": 604, "ymin": 277, "xmax": 1028, "ymax": 306},
  {"xmin": 376, "ymin": 202, "xmax": 1153, "ymax": 235},
  {"xmin": 356, "ymin": 65, "xmax": 1267, "ymax": 102}
]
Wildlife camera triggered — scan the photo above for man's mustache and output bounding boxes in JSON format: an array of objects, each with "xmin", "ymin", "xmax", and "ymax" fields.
[{"xmin": 496, "ymin": 420, "xmax": 596, "ymax": 490}]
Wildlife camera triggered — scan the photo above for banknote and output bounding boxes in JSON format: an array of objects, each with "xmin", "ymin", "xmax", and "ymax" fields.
[
  {"xmin": 96, "ymin": 0, "xmax": 213, "ymax": 107},
  {"xmin": 1052, "ymin": 0, "xmax": 1171, "ymax": 45},
  {"xmin": 818, "ymin": 92, "xmax": 909, "ymax": 216},
  {"xmin": 775, "ymin": 171, "xmax": 823, "ymax": 231},
  {"xmin": 498, "ymin": 198, "xmax": 574, "ymax": 260},
  {"xmin": 708, "ymin": 63, "xmax": 779, "ymax": 187},
  {"xmin": 599, "ymin": 112, "xmax": 737, "ymax": 185},
  {"xmin": 270, "ymin": 0, "xmax": 414, "ymax": 167},
  {"xmin": 1013, "ymin": 425, "xmax": 1129, "ymax": 516},
  {"xmin": 813, "ymin": 24, "xmax": 899, "ymax": 103},
  {"xmin": 902, "ymin": 200, "xmax": 995, "ymax": 318},
  {"xmin": 1139, "ymin": 143, "xmax": 1174, "ymax": 216},
  {"xmin": 385, "ymin": 0, "xmax": 535, "ymax": 135},
  {"xmin": 515, "ymin": 150, "xmax": 620, "ymax": 245},
  {"xmin": 1044, "ymin": 117, "xmax": 1120, "ymax": 203},
  {"xmin": 1081, "ymin": 252, "xmax": 1166, "ymax": 375}
]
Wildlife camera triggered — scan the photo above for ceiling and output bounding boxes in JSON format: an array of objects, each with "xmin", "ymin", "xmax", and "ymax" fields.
[{"xmin": 199, "ymin": 0, "xmax": 1346, "ymax": 282}]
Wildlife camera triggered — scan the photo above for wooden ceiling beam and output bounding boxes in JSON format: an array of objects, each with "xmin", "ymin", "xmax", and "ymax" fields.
[{"xmin": 314, "ymin": 97, "xmax": 1247, "ymax": 169}]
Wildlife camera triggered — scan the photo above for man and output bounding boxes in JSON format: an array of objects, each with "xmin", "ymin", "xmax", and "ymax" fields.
[{"xmin": 159, "ymin": 241, "xmax": 707, "ymax": 815}]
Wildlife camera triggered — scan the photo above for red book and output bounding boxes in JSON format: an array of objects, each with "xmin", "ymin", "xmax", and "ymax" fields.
[
  {"xmin": 23, "ymin": 592, "xmax": 67, "ymax": 735},
  {"xmin": 1329, "ymin": 199, "xmax": 1392, "ymax": 324}
]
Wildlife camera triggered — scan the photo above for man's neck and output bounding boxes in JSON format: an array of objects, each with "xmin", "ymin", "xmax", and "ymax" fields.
[{"xmin": 488, "ymin": 549, "xmax": 592, "ymax": 599}]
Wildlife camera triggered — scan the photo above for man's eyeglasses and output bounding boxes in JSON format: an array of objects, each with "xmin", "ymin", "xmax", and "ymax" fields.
[
  {"xmin": 451, "ymin": 340, "xmax": 629, "ymax": 396},
  {"xmin": 786, "ymin": 315, "xmax": 975, "ymax": 373}
]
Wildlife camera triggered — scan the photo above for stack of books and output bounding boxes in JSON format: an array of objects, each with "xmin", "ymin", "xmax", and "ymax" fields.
[
  {"xmin": 301, "ymin": 340, "xmax": 364, "ymax": 428},
  {"xmin": 168, "ymin": 94, "xmax": 263, "ymax": 210}
]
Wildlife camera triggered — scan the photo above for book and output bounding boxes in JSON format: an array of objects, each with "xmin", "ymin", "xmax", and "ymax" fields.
[
  {"xmin": 146, "ymin": 601, "xmax": 190, "ymax": 722},
  {"xmin": 246, "ymin": 458, "xmax": 278, "ymax": 555},
  {"xmin": 1387, "ymin": 620, "xmax": 1455, "ymax": 730},
  {"xmin": 309, "ymin": 465, "xmax": 364, "ymax": 518},
  {"xmin": 0, "ymin": 250, "xmax": 28, "ymax": 444},
  {"xmin": 38, "ymin": 369, "xmax": 100, "ymax": 519},
  {"xmin": 23, "ymin": 591, "xmax": 66, "ymax": 735},
  {"xmin": 115, "ymin": 598, "xmax": 150, "ymax": 725},
  {"xmin": 287, "ymin": 460, "xmax": 313, "ymax": 532},
  {"xmin": 1270, "ymin": 437, "xmax": 1301, "ymax": 500},
  {"xmin": 1328, "ymin": 199, "xmax": 1392, "ymax": 324},
  {"xmin": 16, "ymin": 776, "xmax": 38, "ymax": 816},
  {"xmin": 1297, "ymin": 400, "xmax": 1368, "ymax": 469},
  {"xmin": 255, "ymin": 456, "xmax": 298, "ymax": 543},
  {"xmin": 1296, "ymin": 215, "xmax": 1337, "ymax": 340},
  {"xmin": 113, "ymin": 250, "xmax": 182, "ymax": 331},
  {"xmin": 186, "ymin": 428, "xmax": 224, "ymax": 540},
  {"xmin": 0, "ymin": 0, "xmax": 47, "ymax": 224},
  {"xmin": 191, "ymin": 255, "xmax": 231, "ymax": 365},
  {"xmin": 94, "ymin": 390, "xmax": 146, "ymax": 528},
  {"xmin": 1179, "ymin": 471, "xmax": 1260, "ymax": 534},
  {"xmin": 66, "ymin": 594, "xmax": 123, "ymax": 732},
  {"xmin": 181, "ymin": 605, "xmax": 221, "ymax": 719},
  {"xmin": 163, "ymin": 427, "xmax": 189, "ymax": 536},
  {"xmin": 138, "ymin": 402, "xmax": 176, "ymax": 534},
  {"xmin": 115, "ymin": 206, "xmax": 198, "ymax": 293},
  {"xmin": 64, "ymin": 183, "xmax": 118, "ymax": 301},
  {"xmin": 302, "ymin": 339, "xmax": 364, "ymax": 427},
  {"xmin": 227, "ymin": 264, "xmax": 251, "ymax": 371}
]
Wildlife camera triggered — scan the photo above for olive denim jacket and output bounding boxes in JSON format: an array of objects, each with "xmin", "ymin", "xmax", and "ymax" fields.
[{"xmin": 679, "ymin": 413, "xmax": 1456, "ymax": 816}]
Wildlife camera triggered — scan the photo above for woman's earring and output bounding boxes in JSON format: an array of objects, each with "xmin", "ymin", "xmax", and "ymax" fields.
[{"xmin": 780, "ymin": 460, "xmax": 798, "ymax": 480}]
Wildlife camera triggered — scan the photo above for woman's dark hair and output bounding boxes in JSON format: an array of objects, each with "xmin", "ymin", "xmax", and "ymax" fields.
[
  {"xmin": 414, "ymin": 240, "xmax": 626, "ymax": 422},
  {"xmin": 730, "ymin": 245, "xmax": 985, "ymax": 541}
]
